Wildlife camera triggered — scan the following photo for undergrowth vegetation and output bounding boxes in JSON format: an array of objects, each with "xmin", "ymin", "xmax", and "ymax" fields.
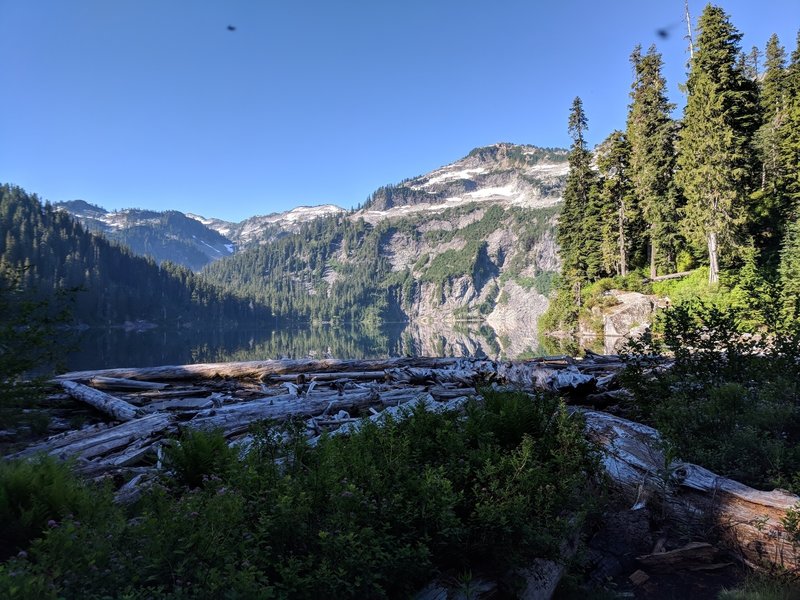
[
  {"xmin": 0, "ymin": 391, "xmax": 598, "ymax": 599},
  {"xmin": 621, "ymin": 301, "xmax": 800, "ymax": 492}
]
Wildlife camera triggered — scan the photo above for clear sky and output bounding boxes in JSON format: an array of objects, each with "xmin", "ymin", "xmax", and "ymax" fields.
[{"xmin": 1, "ymin": 1, "xmax": 798, "ymax": 222}]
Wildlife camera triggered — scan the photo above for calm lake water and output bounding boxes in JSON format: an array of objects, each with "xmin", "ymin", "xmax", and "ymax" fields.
[{"xmin": 63, "ymin": 320, "xmax": 591, "ymax": 372}]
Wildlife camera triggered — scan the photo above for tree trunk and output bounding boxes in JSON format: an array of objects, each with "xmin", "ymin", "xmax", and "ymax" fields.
[
  {"xmin": 56, "ymin": 357, "xmax": 465, "ymax": 383},
  {"xmin": 707, "ymin": 231, "xmax": 719, "ymax": 284},
  {"xmin": 618, "ymin": 202, "xmax": 628, "ymax": 277},
  {"xmin": 649, "ymin": 235, "xmax": 657, "ymax": 279}
]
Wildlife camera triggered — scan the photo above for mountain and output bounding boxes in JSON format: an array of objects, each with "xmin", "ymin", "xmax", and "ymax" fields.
[
  {"xmin": 361, "ymin": 143, "xmax": 567, "ymax": 217},
  {"xmin": 188, "ymin": 204, "xmax": 347, "ymax": 247},
  {"xmin": 55, "ymin": 201, "xmax": 348, "ymax": 272},
  {"xmin": 202, "ymin": 143, "xmax": 569, "ymax": 349},
  {"xmin": 2, "ymin": 186, "xmax": 271, "ymax": 327},
  {"xmin": 54, "ymin": 201, "xmax": 235, "ymax": 272}
]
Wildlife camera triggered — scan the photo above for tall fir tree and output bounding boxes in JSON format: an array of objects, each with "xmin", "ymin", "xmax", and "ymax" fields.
[
  {"xmin": 781, "ymin": 31, "xmax": 800, "ymax": 210},
  {"xmin": 626, "ymin": 45, "xmax": 678, "ymax": 278},
  {"xmin": 595, "ymin": 131, "xmax": 636, "ymax": 276},
  {"xmin": 751, "ymin": 34, "xmax": 790, "ymax": 257},
  {"xmin": 557, "ymin": 97, "xmax": 600, "ymax": 301},
  {"xmin": 675, "ymin": 5, "xmax": 759, "ymax": 284}
]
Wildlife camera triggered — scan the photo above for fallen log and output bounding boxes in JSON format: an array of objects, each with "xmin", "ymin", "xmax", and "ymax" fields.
[
  {"xmin": 578, "ymin": 409, "xmax": 800, "ymax": 573},
  {"xmin": 186, "ymin": 389, "xmax": 381, "ymax": 436},
  {"xmin": 14, "ymin": 413, "xmax": 172, "ymax": 462},
  {"xmin": 87, "ymin": 377, "xmax": 168, "ymax": 391},
  {"xmin": 55, "ymin": 357, "xmax": 465, "ymax": 383},
  {"xmin": 498, "ymin": 363, "xmax": 596, "ymax": 396},
  {"xmin": 59, "ymin": 380, "xmax": 143, "ymax": 422}
]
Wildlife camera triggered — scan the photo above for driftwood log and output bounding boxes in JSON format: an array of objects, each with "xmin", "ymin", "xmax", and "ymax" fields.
[
  {"xmin": 59, "ymin": 380, "xmax": 143, "ymax": 422},
  {"xmin": 579, "ymin": 408, "xmax": 800, "ymax": 573}
]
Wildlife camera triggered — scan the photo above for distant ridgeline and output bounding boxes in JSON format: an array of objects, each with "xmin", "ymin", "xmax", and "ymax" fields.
[
  {"xmin": 54, "ymin": 200, "xmax": 235, "ymax": 272},
  {"xmin": 53, "ymin": 143, "xmax": 569, "ymax": 327},
  {"xmin": 0, "ymin": 185, "xmax": 272, "ymax": 326}
]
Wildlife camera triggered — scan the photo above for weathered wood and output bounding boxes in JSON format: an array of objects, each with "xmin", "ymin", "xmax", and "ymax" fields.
[
  {"xmin": 87, "ymin": 376, "xmax": 168, "ymax": 391},
  {"xmin": 144, "ymin": 397, "xmax": 215, "ymax": 412},
  {"xmin": 499, "ymin": 363, "xmax": 596, "ymax": 395},
  {"xmin": 636, "ymin": 542, "xmax": 718, "ymax": 571},
  {"xmin": 647, "ymin": 269, "xmax": 696, "ymax": 282},
  {"xmin": 15, "ymin": 413, "xmax": 172, "ymax": 462},
  {"xmin": 578, "ymin": 408, "xmax": 800, "ymax": 573},
  {"xmin": 59, "ymin": 380, "xmax": 143, "ymax": 422},
  {"xmin": 385, "ymin": 367, "xmax": 483, "ymax": 386},
  {"xmin": 267, "ymin": 371, "xmax": 388, "ymax": 382},
  {"xmin": 56, "ymin": 357, "xmax": 465, "ymax": 383},
  {"xmin": 186, "ymin": 390, "xmax": 381, "ymax": 436}
]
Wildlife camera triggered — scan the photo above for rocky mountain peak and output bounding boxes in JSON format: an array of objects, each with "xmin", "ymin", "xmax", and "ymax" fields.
[{"xmin": 358, "ymin": 143, "xmax": 568, "ymax": 220}]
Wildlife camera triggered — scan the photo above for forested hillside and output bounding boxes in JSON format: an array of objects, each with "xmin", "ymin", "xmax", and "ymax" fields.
[
  {"xmin": 202, "ymin": 200, "xmax": 561, "ymax": 326},
  {"xmin": 54, "ymin": 201, "xmax": 235, "ymax": 272},
  {"xmin": 545, "ymin": 8, "xmax": 800, "ymax": 332},
  {"xmin": 0, "ymin": 185, "xmax": 271, "ymax": 326},
  {"xmin": 200, "ymin": 143, "xmax": 566, "ymax": 331}
]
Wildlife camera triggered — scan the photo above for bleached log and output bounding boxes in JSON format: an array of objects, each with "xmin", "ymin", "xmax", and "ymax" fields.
[
  {"xmin": 187, "ymin": 390, "xmax": 381, "ymax": 436},
  {"xmin": 498, "ymin": 363, "xmax": 596, "ymax": 395},
  {"xmin": 143, "ymin": 397, "xmax": 215, "ymax": 412},
  {"xmin": 267, "ymin": 371, "xmax": 388, "ymax": 382},
  {"xmin": 87, "ymin": 376, "xmax": 168, "ymax": 391},
  {"xmin": 578, "ymin": 409, "xmax": 800, "ymax": 573},
  {"xmin": 59, "ymin": 380, "xmax": 143, "ymax": 422},
  {"xmin": 385, "ymin": 367, "xmax": 482, "ymax": 386},
  {"xmin": 56, "ymin": 357, "xmax": 465, "ymax": 383},
  {"xmin": 15, "ymin": 413, "xmax": 172, "ymax": 462}
]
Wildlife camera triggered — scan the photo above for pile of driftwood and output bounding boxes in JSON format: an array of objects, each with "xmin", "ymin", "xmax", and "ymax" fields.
[{"xmin": 10, "ymin": 354, "xmax": 800, "ymax": 583}]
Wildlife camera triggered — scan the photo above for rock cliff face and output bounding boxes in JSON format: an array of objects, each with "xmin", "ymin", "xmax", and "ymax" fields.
[{"xmin": 585, "ymin": 291, "xmax": 667, "ymax": 353}]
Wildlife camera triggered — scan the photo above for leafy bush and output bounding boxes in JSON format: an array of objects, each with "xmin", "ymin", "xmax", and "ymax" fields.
[
  {"xmin": 0, "ymin": 456, "xmax": 108, "ymax": 559},
  {"xmin": 163, "ymin": 428, "xmax": 239, "ymax": 489},
  {"xmin": 621, "ymin": 302, "xmax": 800, "ymax": 491},
  {"xmin": 0, "ymin": 392, "xmax": 599, "ymax": 598}
]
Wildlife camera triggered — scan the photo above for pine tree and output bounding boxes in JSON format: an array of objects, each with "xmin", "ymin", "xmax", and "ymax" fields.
[
  {"xmin": 779, "ymin": 217, "xmax": 800, "ymax": 320},
  {"xmin": 626, "ymin": 45, "xmax": 678, "ymax": 278},
  {"xmin": 557, "ymin": 97, "xmax": 600, "ymax": 300},
  {"xmin": 675, "ymin": 5, "xmax": 758, "ymax": 284}
]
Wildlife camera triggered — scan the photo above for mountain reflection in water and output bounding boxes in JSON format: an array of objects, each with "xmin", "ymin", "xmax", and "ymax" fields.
[{"xmin": 64, "ymin": 321, "xmax": 612, "ymax": 371}]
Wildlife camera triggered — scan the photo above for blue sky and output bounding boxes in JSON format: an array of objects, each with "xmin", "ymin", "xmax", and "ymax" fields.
[{"xmin": 1, "ymin": 1, "xmax": 798, "ymax": 222}]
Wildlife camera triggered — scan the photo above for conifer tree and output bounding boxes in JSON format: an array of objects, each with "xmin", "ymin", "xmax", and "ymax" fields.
[
  {"xmin": 781, "ymin": 31, "xmax": 800, "ymax": 209},
  {"xmin": 626, "ymin": 45, "xmax": 677, "ymax": 278},
  {"xmin": 779, "ymin": 217, "xmax": 800, "ymax": 320},
  {"xmin": 596, "ymin": 131, "xmax": 635, "ymax": 276},
  {"xmin": 675, "ymin": 5, "xmax": 757, "ymax": 284},
  {"xmin": 752, "ymin": 34, "xmax": 790, "ymax": 255},
  {"xmin": 557, "ymin": 97, "xmax": 600, "ymax": 299}
]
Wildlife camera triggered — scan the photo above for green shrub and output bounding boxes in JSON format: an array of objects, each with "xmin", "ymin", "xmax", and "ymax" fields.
[
  {"xmin": 163, "ymin": 428, "xmax": 239, "ymax": 489},
  {"xmin": 621, "ymin": 302, "xmax": 800, "ymax": 492},
  {"xmin": 0, "ymin": 456, "xmax": 107, "ymax": 559},
  {"xmin": 0, "ymin": 392, "xmax": 599, "ymax": 598}
]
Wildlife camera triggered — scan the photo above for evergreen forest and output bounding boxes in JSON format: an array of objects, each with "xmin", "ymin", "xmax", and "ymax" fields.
[
  {"xmin": 0, "ymin": 185, "xmax": 272, "ymax": 327},
  {"xmin": 546, "ymin": 6, "xmax": 800, "ymax": 332}
]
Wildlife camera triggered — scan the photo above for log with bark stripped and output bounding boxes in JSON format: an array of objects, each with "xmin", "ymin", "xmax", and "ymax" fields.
[
  {"xmin": 59, "ymin": 380, "xmax": 143, "ymax": 422},
  {"xmin": 578, "ymin": 408, "xmax": 800, "ymax": 573},
  {"xmin": 55, "ymin": 357, "xmax": 466, "ymax": 383}
]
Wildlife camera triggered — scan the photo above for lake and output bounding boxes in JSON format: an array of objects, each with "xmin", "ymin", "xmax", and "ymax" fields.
[{"xmin": 63, "ymin": 320, "xmax": 590, "ymax": 371}]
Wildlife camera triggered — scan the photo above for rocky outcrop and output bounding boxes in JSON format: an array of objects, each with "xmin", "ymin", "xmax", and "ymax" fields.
[{"xmin": 587, "ymin": 291, "xmax": 667, "ymax": 353}]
